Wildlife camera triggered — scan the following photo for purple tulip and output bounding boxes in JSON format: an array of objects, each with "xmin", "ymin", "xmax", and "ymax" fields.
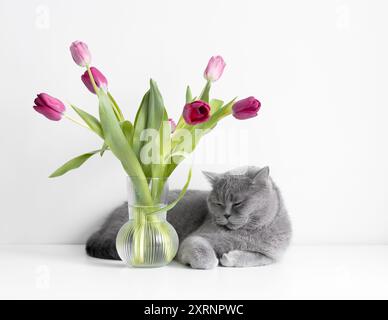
[
  {"xmin": 183, "ymin": 100, "xmax": 211, "ymax": 125},
  {"xmin": 204, "ymin": 56, "xmax": 226, "ymax": 82},
  {"xmin": 70, "ymin": 41, "xmax": 91, "ymax": 67},
  {"xmin": 81, "ymin": 67, "xmax": 108, "ymax": 94},
  {"xmin": 232, "ymin": 97, "xmax": 261, "ymax": 120},
  {"xmin": 33, "ymin": 93, "xmax": 66, "ymax": 121}
]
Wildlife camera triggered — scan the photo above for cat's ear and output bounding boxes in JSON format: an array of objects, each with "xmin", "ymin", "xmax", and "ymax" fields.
[
  {"xmin": 253, "ymin": 166, "xmax": 270, "ymax": 183},
  {"xmin": 202, "ymin": 171, "xmax": 222, "ymax": 185}
]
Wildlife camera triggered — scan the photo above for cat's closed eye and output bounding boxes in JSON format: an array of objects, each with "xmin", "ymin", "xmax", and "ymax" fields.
[
  {"xmin": 214, "ymin": 202, "xmax": 223, "ymax": 207},
  {"xmin": 233, "ymin": 201, "xmax": 243, "ymax": 207}
]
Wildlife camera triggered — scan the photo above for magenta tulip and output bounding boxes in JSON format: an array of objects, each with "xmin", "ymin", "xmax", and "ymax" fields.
[
  {"xmin": 70, "ymin": 41, "xmax": 91, "ymax": 67},
  {"xmin": 182, "ymin": 100, "xmax": 211, "ymax": 125},
  {"xmin": 168, "ymin": 118, "xmax": 177, "ymax": 133},
  {"xmin": 33, "ymin": 93, "xmax": 66, "ymax": 121},
  {"xmin": 204, "ymin": 56, "xmax": 226, "ymax": 82},
  {"xmin": 81, "ymin": 67, "xmax": 108, "ymax": 94},
  {"xmin": 232, "ymin": 97, "xmax": 261, "ymax": 120}
]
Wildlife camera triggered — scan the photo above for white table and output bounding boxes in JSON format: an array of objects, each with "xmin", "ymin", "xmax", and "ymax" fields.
[{"xmin": 0, "ymin": 245, "xmax": 387, "ymax": 299}]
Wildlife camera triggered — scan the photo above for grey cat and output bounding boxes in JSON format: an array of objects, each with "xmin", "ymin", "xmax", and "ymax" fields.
[{"xmin": 86, "ymin": 166, "xmax": 292, "ymax": 269}]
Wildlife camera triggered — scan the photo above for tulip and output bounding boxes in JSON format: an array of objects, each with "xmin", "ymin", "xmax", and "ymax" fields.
[
  {"xmin": 81, "ymin": 67, "xmax": 108, "ymax": 94},
  {"xmin": 232, "ymin": 96, "xmax": 261, "ymax": 120},
  {"xmin": 204, "ymin": 56, "xmax": 226, "ymax": 82},
  {"xmin": 182, "ymin": 100, "xmax": 211, "ymax": 125},
  {"xmin": 33, "ymin": 93, "xmax": 66, "ymax": 121},
  {"xmin": 168, "ymin": 118, "xmax": 177, "ymax": 133},
  {"xmin": 70, "ymin": 41, "xmax": 91, "ymax": 67}
]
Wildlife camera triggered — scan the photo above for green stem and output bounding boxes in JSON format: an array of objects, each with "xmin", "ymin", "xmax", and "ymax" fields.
[
  {"xmin": 125, "ymin": 170, "xmax": 154, "ymax": 206},
  {"xmin": 86, "ymin": 65, "xmax": 99, "ymax": 94},
  {"xmin": 63, "ymin": 114, "xmax": 91, "ymax": 130}
]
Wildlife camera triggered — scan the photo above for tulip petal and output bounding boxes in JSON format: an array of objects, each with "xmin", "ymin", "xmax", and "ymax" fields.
[
  {"xmin": 70, "ymin": 41, "xmax": 91, "ymax": 67},
  {"xmin": 33, "ymin": 105, "xmax": 62, "ymax": 121},
  {"xmin": 34, "ymin": 96, "xmax": 44, "ymax": 107},
  {"xmin": 81, "ymin": 72, "xmax": 95, "ymax": 93},
  {"xmin": 37, "ymin": 93, "xmax": 66, "ymax": 113},
  {"xmin": 81, "ymin": 67, "xmax": 108, "ymax": 94},
  {"xmin": 232, "ymin": 96, "xmax": 261, "ymax": 120},
  {"xmin": 204, "ymin": 56, "xmax": 226, "ymax": 82},
  {"xmin": 183, "ymin": 100, "xmax": 211, "ymax": 125},
  {"xmin": 233, "ymin": 110, "xmax": 258, "ymax": 120}
]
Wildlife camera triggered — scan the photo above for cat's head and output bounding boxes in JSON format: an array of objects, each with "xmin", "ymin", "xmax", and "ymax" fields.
[{"xmin": 204, "ymin": 166, "xmax": 274, "ymax": 230}]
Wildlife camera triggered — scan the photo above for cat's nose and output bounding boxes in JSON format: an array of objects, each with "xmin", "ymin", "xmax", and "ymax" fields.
[{"xmin": 224, "ymin": 213, "xmax": 231, "ymax": 218}]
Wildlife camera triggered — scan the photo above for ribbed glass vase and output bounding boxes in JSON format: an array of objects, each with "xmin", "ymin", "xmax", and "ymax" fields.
[{"xmin": 116, "ymin": 177, "xmax": 178, "ymax": 267}]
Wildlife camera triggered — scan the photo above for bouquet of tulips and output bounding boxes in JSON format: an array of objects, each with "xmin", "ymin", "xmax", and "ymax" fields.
[{"xmin": 33, "ymin": 41, "xmax": 261, "ymax": 265}]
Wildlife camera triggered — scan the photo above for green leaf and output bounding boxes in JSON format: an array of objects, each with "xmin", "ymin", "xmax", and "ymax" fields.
[
  {"xmin": 49, "ymin": 150, "xmax": 100, "ymax": 178},
  {"xmin": 132, "ymin": 91, "xmax": 152, "ymax": 178},
  {"xmin": 151, "ymin": 110, "xmax": 169, "ymax": 180},
  {"xmin": 210, "ymin": 99, "xmax": 224, "ymax": 114},
  {"xmin": 71, "ymin": 105, "xmax": 104, "ymax": 139},
  {"xmin": 107, "ymin": 92, "xmax": 124, "ymax": 121},
  {"xmin": 148, "ymin": 79, "xmax": 166, "ymax": 130},
  {"xmin": 133, "ymin": 80, "xmax": 168, "ymax": 179},
  {"xmin": 198, "ymin": 97, "xmax": 236, "ymax": 131},
  {"xmin": 174, "ymin": 115, "xmax": 184, "ymax": 131},
  {"xmin": 120, "ymin": 120, "xmax": 134, "ymax": 145},
  {"xmin": 97, "ymin": 90, "xmax": 139, "ymax": 173},
  {"xmin": 185, "ymin": 85, "xmax": 193, "ymax": 103},
  {"xmin": 149, "ymin": 81, "xmax": 169, "ymax": 180},
  {"xmin": 100, "ymin": 142, "xmax": 109, "ymax": 156},
  {"xmin": 199, "ymin": 80, "xmax": 211, "ymax": 103},
  {"xmin": 132, "ymin": 90, "xmax": 150, "ymax": 159},
  {"xmin": 97, "ymin": 89, "xmax": 153, "ymax": 204}
]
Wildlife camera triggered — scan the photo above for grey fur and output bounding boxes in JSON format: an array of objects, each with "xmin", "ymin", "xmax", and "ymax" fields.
[{"xmin": 86, "ymin": 166, "xmax": 292, "ymax": 269}]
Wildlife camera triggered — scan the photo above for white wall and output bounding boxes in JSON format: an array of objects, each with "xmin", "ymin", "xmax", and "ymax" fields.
[{"xmin": 0, "ymin": 0, "xmax": 387, "ymax": 244}]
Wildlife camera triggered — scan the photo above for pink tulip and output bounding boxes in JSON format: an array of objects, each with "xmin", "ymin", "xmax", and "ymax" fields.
[
  {"xmin": 70, "ymin": 41, "xmax": 91, "ymax": 67},
  {"xmin": 232, "ymin": 96, "xmax": 261, "ymax": 120},
  {"xmin": 81, "ymin": 67, "xmax": 108, "ymax": 94},
  {"xmin": 33, "ymin": 93, "xmax": 66, "ymax": 121},
  {"xmin": 204, "ymin": 56, "xmax": 226, "ymax": 82},
  {"xmin": 168, "ymin": 118, "xmax": 177, "ymax": 133},
  {"xmin": 183, "ymin": 100, "xmax": 211, "ymax": 125}
]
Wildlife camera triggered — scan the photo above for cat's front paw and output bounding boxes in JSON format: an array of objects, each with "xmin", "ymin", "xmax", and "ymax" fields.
[
  {"xmin": 178, "ymin": 236, "xmax": 218, "ymax": 270},
  {"xmin": 219, "ymin": 250, "xmax": 241, "ymax": 267},
  {"xmin": 189, "ymin": 252, "xmax": 218, "ymax": 270}
]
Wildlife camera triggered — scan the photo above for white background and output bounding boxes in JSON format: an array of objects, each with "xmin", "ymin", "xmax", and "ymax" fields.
[{"xmin": 0, "ymin": 0, "xmax": 387, "ymax": 245}]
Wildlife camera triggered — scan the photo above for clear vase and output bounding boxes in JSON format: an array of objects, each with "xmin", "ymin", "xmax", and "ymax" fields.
[{"xmin": 116, "ymin": 177, "xmax": 179, "ymax": 267}]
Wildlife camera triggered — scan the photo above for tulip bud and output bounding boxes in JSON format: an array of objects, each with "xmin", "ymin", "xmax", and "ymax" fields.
[
  {"xmin": 182, "ymin": 100, "xmax": 211, "ymax": 125},
  {"xmin": 70, "ymin": 41, "xmax": 91, "ymax": 67},
  {"xmin": 204, "ymin": 56, "xmax": 226, "ymax": 82},
  {"xmin": 81, "ymin": 67, "xmax": 108, "ymax": 94},
  {"xmin": 33, "ymin": 93, "xmax": 66, "ymax": 121},
  {"xmin": 168, "ymin": 118, "xmax": 177, "ymax": 133},
  {"xmin": 232, "ymin": 97, "xmax": 261, "ymax": 120}
]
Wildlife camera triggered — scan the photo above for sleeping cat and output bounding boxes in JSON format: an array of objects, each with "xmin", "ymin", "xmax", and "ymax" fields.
[{"xmin": 86, "ymin": 166, "xmax": 292, "ymax": 269}]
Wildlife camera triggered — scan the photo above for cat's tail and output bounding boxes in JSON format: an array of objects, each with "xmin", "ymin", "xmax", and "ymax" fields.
[{"xmin": 85, "ymin": 231, "xmax": 121, "ymax": 260}]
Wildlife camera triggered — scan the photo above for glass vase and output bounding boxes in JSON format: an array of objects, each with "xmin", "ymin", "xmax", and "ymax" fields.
[{"xmin": 116, "ymin": 177, "xmax": 179, "ymax": 267}]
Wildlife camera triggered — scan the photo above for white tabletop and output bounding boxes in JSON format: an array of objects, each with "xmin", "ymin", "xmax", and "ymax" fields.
[{"xmin": 0, "ymin": 245, "xmax": 387, "ymax": 299}]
